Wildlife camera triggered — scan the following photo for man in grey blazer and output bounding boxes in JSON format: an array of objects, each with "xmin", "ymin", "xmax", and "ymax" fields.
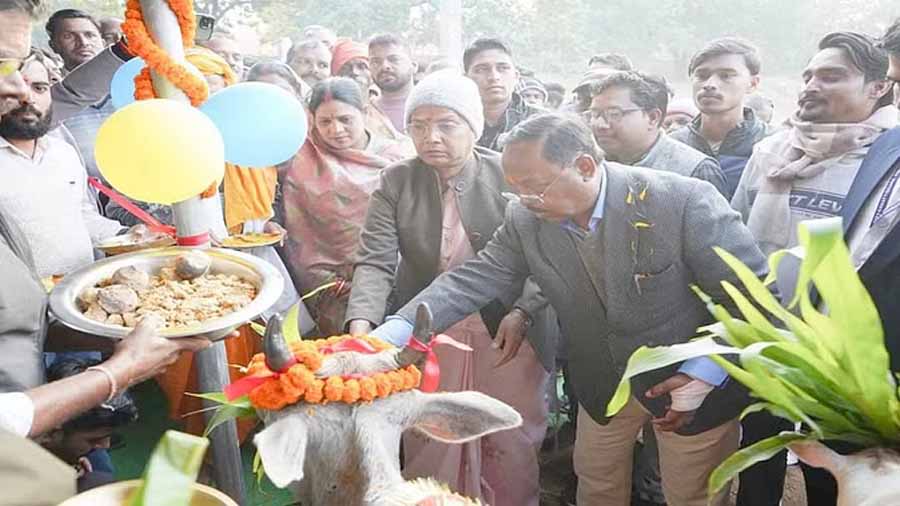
[{"xmin": 372, "ymin": 113, "xmax": 768, "ymax": 506}]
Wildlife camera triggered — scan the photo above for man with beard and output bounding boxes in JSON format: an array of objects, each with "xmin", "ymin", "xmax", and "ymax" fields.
[
  {"xmin": 732, "ymin": 32, "xmax": 895, "ymax": 506},
  {"xmin": 0, "ymin": 57, "xmax": 124, "ymax": 278},
  {"xmin": 368, "ymin": 33, "xmax": 417, "ymax": 132},
  {"xmin": 287, "ymin": 38, "xmax": 331, "ymax": 96},
  {"xmin": 465, "ymin": 38, "xmax": 542, "ymax": 151},
  {"xmin": 671, "ymin": 38, "xmax": 770, "ymax": 197},
  {"xmin": 45, "ymin": 9, "xmax": 103, "ymax": 74},
  {"xmin": 332, "ymin": 37, "xmax": 409, "ymax": 144}
]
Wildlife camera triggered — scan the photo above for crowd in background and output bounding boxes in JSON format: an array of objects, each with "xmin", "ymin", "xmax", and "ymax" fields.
[{"xmin": 1, "ymin": 1, "xmax": 900, "ymax": 505}]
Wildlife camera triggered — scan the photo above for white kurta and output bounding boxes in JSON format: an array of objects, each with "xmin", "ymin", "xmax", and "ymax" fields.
[{"xmin": 0, "ymin": 134, "xmax": 123, "ymax": 277}]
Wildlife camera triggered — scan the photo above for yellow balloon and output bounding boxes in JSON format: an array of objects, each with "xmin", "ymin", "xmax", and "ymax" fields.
[{"xmin": 95, "ymin": 99, "xmax": 225, "ymax": 204}]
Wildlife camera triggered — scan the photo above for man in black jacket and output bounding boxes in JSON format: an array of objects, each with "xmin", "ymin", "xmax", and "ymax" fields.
[{"xmin": 671, "ymin": 38, "xmax": 770, "ymax": 197}]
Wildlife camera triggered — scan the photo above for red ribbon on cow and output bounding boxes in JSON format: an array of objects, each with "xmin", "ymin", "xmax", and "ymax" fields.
[
  {"xmin": 224, "ymin": 374, "xmax": 271, "ymax": 400},
  {"xmin": 408, "ymin": 335, "xmax": 473, "ymax": 393}
]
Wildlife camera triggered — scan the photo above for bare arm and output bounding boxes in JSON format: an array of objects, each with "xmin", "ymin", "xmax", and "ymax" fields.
[{"xmin": 27, "ymin": 320, "xmax": 210, "ymax": 436}]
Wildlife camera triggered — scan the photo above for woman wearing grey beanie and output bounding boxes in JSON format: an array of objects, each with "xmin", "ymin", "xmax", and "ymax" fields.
[{"xmin": 345, "ymin": 70, "xmax": 557, "ymax": 506}]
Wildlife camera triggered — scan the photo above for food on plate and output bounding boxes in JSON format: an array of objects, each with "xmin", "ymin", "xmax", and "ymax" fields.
[
  {"xmin": 174, "ymin": 251, "xmax": 212, "ymax": 280},
  {"xmin": 78, "ymin": 253, "xmax": 256, "ymax": 330},
  {"xmin": 219, "ymin": 232, "xmax": 284, "ymax": 248}
]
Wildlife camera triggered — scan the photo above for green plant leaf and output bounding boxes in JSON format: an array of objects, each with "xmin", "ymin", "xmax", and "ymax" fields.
[
  {"xmin": 606, "ymin": 338, "xmax": 740, "ymax": 416},
  {"xmin": 127, "ymin": 430, "xmax": 209, "ymax": 506},
  {"xmin": 253, "ymin": 448, "xmax": 266, "ymax": 486},
  {"xmin": 708, "ymin": 432, "xmax": 809, "ymax": 497},
  {"xmin": 797, "ymin": 220, "xmax": 899, "ymax": 441},
  {"xmin": 719, "ymin": 280, "xmax": 784, "ymax": 342},
  {"xmin": 714, "ymin": 247, "xmax": 821, "ymax": 351},
  {"xmin": 250, "ymin": 321, "xmax": 267, "ymax": 337},
  {"xmin": 185, "ymin": 392, "xmax": 257, "ymax": 436},
  {"xmin": 203, "ymin": 403, "xmax": 257, "ymax": 437},
  {"xmin": 282, "ymin": 302, "xmax": 301, "ymax": 344},
  {"xmin": 185, "ymin": 391, "xmax": 253, "ymax": 409}
]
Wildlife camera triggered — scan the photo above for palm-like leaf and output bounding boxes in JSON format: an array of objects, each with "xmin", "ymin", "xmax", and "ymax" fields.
[{"xmin": 607, "ymin": 217, "xmax": 900, "ymax": 496}]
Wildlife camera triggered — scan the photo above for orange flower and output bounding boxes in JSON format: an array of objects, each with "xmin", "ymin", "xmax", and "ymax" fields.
[
  {"xmin": 359, "ymin": 377, "xmax": 377, "ymax": 402},
  {"xmin": 305, "ymin": 379, "xmax": 325, "ymax": 403},
  {"xmin": 239, "ymin": 335, "xmax": 421, "ymax": 410},
  {"xmin": 123, "ymin": 0, "xmax": 207, "ymax": 106},
  {"xmin": 324, "ymin": 376, "xmax": 344, "ymax": 403},
  {"xmin": 342, "ymin": 379, "xmax": 361, "ymax": 404}
]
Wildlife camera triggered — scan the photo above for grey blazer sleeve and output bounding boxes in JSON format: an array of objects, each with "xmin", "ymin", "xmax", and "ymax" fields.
[
  {"xmin": 682, "ymin": 179, "xmax": 770, "ymax": 312},
  {"xmin": 345, "ymin": 173, "xmax": 402, "ymax": 327},
  {"xmin": 512, "ymin": 277, "xmax": 548, "ymax": 318},
  {"xmin": 51, "ymin": 47, "xmax": 124, "ymax": 125},
  {"xmin": 396, "ymin": 207, "xmax": 531, "ymax": 332}
]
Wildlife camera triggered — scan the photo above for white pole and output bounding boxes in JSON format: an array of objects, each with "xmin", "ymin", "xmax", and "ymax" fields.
[
  {"xmin": 139, "ymin": 2, "xmax": 244, "ymax": 502},
  {"xmin": 439, "ymin": 0, "xmax": 464, "ymax": 72}
]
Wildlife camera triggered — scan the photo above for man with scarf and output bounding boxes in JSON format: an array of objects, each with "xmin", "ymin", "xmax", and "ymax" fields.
[
  {"xmin": 733, "ymin": 32, "xmax": 895, "ymax": 256},
  {"xmin": 731, "ymin": 31, "xmax": 895, "ymax": 506}
]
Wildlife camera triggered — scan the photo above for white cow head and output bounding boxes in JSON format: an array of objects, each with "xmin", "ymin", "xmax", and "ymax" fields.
[
  {"xmin": 253, "ymin": 314, "xmax": 522, "ymax": 506},
  {"xmin": 790, "ymin": 441, "xmax": 900, "ymax": 506}
]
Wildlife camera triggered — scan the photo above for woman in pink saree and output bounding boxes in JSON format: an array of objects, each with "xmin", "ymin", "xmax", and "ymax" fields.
[{"xmin": 281, "ymin": 77, "xmax": 413, "ymax": 335}]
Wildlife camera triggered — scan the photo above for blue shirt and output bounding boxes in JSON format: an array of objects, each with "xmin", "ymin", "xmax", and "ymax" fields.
[
  {"xmin": 372, "ymin": 163, "xmax": 727, "ymax": 387},
  {"xmin": 563, "ymin": 164, "xmax": 607, "ymax": 237}
]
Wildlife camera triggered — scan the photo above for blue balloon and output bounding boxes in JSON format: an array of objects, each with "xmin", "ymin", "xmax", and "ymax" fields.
[
  {"xmin": 200, "ymin": 82, "xmax": 308, "ymax": 167},
  {"xmin": 109, "ymin": 57, "xmax": 146, "ymax": 110}
]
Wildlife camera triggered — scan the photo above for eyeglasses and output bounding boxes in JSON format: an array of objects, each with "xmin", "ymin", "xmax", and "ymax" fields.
[
  {"xmin": 0, "ymin": 54, "xmax": 33, "ymax": 78},
  {"xmin": 502, "ymin": 168, "xmax": 567, "ymax": 207},
  {"xmin": 406, "ymin": 120, "xmax": 467, "ymax": 139},
  {"xmin": 584, "ymin": 106, "xmax": 643, "ymax": 124}
]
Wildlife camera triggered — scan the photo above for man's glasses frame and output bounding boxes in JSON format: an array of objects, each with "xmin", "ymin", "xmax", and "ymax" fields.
[
  {"xmin": 0, "ymin": 53, "xmax": 36, "ymax": 78},
  {"xmin": 502, "ymin": 165, "xmax": 569, "ymax": 207},
  {"xmin": 584, "ymin": 106, "xmax": 643, "ymax": 124}
]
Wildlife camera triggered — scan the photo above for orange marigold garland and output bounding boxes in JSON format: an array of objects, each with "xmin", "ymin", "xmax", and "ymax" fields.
[
  {"xmin": 240, "ymin": 335, "xmax": 423, "ymax": 411},
  {"xmin": 122, "ymin": 0, "xmax": 208, "ymax": 106}
]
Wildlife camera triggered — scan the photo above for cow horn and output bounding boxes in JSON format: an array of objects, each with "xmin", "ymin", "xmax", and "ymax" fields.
[
  {"xmin": 395, "ymin": 345, "xmax": 428, "ymax": 369},
  {"xmin": 264, "ymin": 314, "xmax": 294, "ymax": 372}
]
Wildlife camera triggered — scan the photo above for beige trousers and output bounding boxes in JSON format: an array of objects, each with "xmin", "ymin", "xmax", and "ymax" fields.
[{"xmin": 573, "ymin": 397, "xmax": 739, "ymax": 506}]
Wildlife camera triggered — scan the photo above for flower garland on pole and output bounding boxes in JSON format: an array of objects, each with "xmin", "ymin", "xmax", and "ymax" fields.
[{"xmin": 121, "ymin": 0, "xmax": 209, "ymax": 106}]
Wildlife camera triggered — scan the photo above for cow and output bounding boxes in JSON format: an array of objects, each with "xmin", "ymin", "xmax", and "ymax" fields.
[
  {"xmin": 790, "ymin": 441, "xmax": 900, "ymax": 506},
  {"xmin": 253, "ymin": 306, "xmax": 523, "ymax": 506}
]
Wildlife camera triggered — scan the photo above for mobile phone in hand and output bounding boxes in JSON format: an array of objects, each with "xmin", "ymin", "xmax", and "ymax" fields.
[{"xmin": 195, "ymin": 14, "xmax": 216, "ymax": 42}]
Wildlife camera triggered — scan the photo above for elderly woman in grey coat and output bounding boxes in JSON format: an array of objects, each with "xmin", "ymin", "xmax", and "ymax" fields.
[{"xmin": 344, "ymin": 70, "xmax": 557, "ymax": 506}]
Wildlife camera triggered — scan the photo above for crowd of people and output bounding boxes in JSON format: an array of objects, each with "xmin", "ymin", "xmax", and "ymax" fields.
[{"xmin": 1, "ymin": 0, "xmax": 900, "ymax": 504}]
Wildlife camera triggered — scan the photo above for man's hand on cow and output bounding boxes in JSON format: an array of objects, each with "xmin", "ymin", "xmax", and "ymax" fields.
[
  {"xmin": 492, "ymin": 308, "xmax": 531, "ymax": 368},
  {"xmin": 645, "ymin": 372, "xmax": 713, "ymax": 432}
]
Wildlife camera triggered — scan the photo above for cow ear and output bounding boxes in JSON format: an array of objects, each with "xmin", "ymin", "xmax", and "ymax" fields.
[
  {"xmin": 789, "ymin": 441, "xmax": 846, "ymax": 476},
  {"xmin": 407, "ymin": 391, "xmax": 523, "ymax": 443},
  {"xmin": 254, "ymin": 414, "xmax": 309, "ymax": 488}
]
